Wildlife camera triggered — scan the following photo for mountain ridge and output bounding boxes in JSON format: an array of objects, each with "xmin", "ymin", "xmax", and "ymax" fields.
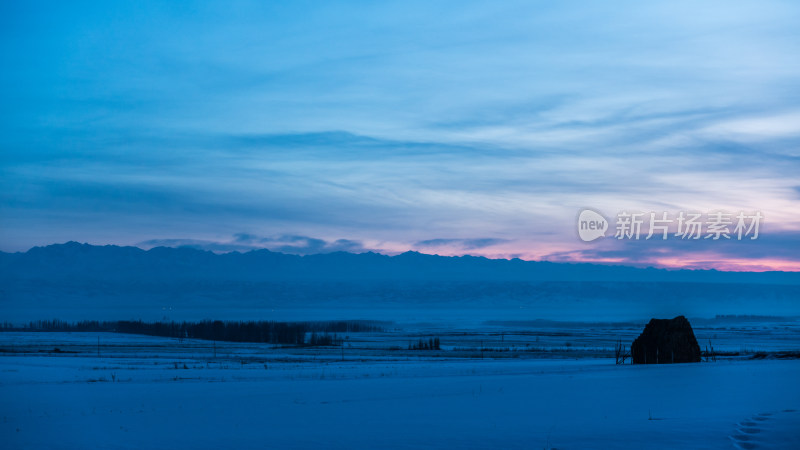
[{"xmin": 1, "ymin": 241, "xmax": 798, "ymax": 285}]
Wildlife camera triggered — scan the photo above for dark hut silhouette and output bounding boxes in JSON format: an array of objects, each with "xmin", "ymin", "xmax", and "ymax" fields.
[{"xmin": 631, "ymin": 316, "xmax": 701, "ymax": 364}]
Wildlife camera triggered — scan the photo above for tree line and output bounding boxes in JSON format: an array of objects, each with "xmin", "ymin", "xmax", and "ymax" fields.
[
  {"xmin": 409, "ymin": 337, "xmax": 441, "ymax": 350},
  {"xmin": 12, "ymin": 319, "xmax": 385, "ymax": 346}
]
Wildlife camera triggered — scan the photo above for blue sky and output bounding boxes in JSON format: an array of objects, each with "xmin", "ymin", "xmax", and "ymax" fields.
[{"xmin": 2, "ymin": 1, "xmax": 800, "ymax": 269}]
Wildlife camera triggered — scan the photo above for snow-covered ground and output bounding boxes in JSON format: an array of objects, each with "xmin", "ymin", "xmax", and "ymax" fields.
[{"xmin": 1, "ymin": 330, "xmax": 799, "ymax": 449}]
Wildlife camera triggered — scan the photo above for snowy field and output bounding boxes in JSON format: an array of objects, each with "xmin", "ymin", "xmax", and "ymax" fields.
[{"xmin": 1, "ymin": 322, "xmax": 799, "ymax": 449}]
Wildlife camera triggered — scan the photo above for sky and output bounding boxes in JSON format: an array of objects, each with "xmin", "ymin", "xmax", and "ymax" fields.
[{"xmin": 1, "ymin": 0, "xmax": 800, "ymax": 270}]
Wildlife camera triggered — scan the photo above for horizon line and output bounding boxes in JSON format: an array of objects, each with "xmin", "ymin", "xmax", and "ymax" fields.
[{"xmin": 5, "ymin": 240, "xmax": 800, "ymax": 275}]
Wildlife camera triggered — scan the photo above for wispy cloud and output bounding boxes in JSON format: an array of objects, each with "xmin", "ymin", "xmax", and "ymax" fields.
[
  {"xmin": 414, "ymin": 238, "xmax": 511, "ymax": 251},
  {"xmin": 138, "ymin": 234, "xmax": 373, "ymax": 256},
  {"xmin": 543, "ymin": 230, "xmax": 800, "ymax": 271},
  {"xmin": 1, "ymin": 1, "xmax": 799, "ymax": 270}
]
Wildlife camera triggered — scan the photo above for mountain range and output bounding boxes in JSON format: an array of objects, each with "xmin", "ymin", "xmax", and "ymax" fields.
[
  {"xmin": 2, "ymin": 241, "xmax": 798, "ymax": 284},
  {"xmin": 2, "ymin": 242, "xmax": 798, "ymax": 322}
]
